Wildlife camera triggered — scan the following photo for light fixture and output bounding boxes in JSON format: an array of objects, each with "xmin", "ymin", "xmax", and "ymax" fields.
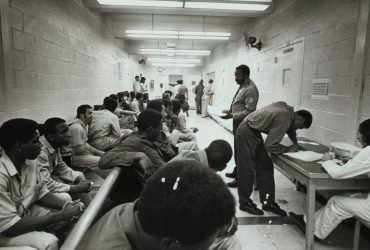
[
  {"xmin": 148, "ymin": 58, "xmax": 201, "ymax": 63},
  {"xmin": 126, "ymin": 30, "xmax": 231, "ymax": 40},
  {"xmin": 185, "ymin": 2, "xmax": 269, "ymax": 11},
  {"xmin": 151, "ymin": 63, "xmax": 196, "ymax": 67},
  {"xmin": 140, "ymin": 49, "xmax": 211, "ymax": 56},
  {"xmin": 97, "ymin": 0, "xmax": 183, "ymax": 8}
]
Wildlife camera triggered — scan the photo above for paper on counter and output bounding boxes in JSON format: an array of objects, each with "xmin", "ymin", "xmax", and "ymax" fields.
[
  {"xmin": 297, "ymin": 140, "xmax": 319, "ymax": 146},
  {"xmin": 283, "ymin": 151, "xmax": 323, "ymax": 162}
]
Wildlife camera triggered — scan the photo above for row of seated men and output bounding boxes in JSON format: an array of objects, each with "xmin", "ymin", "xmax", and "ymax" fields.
[{"xmin": 0, "ymin": 94, "xmax": 239, "ymax": 249}]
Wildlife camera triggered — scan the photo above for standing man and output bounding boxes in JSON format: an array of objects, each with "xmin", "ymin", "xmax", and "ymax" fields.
[
  {"xmin": 220, "ymin": 65, "xmax": 259, "ymax": 188},
  {"xmin": 236, "ymin": 101, "xmax": 312, "ymax": 216},
  {"xmin": 194, "ymin": 79, "xmax": 204, "ymax": 114},
  {"xmin": 205, "ymin": 79, "xmax": 215, "ymax": 105},
  {"xmin": 133, "ymin": 75, "xmax": 141, "ymax": 93}
]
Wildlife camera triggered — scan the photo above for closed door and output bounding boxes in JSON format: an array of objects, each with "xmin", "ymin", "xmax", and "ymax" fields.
[{"xmin": 273, "ymin": 41, "xmax": 304, "ymax": 109}]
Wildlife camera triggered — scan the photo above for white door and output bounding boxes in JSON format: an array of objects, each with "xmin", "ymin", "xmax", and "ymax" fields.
[{"xmin": 273, "ymin": 41, "xmax": 304, "ymax": 109}]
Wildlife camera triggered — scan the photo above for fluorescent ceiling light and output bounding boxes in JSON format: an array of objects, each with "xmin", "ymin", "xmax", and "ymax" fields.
[
  {"xmin": 126, "ymin": 30, "xmax": 230, "ymax": 40},
  {"xmin": 127, "ymin": 34, "xmax": 178, "ymax": 39},
  {"xmin": 97, "ymin": 0, "xmax": 183, "ymax": 8},
  {"xmin": 151, "ymin": 63, "xmax": 196, "ymax": 67},
  {"xmin": 126, "ymin": 30, "xmax": 178, "ymax": 35},
  {"xmin": 148, "ymin": 58, "xmax": 201, "ymax": 63},
  {"xmin": 140, "ymin": 49, "xmax": 211, "ymax": 55},
  {"xmin": 185, "ymin": 2, "xmax": 269, "ymax": 11},
  {"xmin": 179, "ymin": 31, "xmax": 231, "ymax": 36},
  {"xmin": 179, "ymin": 35, "xmax": 229, "ymax": 40}
]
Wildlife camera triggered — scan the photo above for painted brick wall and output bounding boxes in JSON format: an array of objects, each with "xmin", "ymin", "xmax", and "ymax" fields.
[
  {"xmin": 0, "ymin": 0, "xmax": 139, "ymax": 124},
  {"xmin": 203, "ymin": 0, "xmax": 366, "ymax": 145}
]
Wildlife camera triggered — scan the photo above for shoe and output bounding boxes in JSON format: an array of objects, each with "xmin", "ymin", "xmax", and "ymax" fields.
[
  {"xmin": 262, "ymin": 202, "xmax": 287, "ymax": 217},
  {"xmin": 226, "ymin": 180, "xmax": 237, "ymax": 188},
  {"xmin": 240, "ymin": 202, "xmax": 264, "ymax": 215},
  {"xmin": 289, "ymin": 212, "xmax": 323, "ymax": 242},
  {"xmin": 225, "ymin": 168, "xmax": 237, "ymax": 178}
]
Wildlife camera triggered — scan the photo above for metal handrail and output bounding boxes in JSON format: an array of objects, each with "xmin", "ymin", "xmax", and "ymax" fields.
[{"xmin": 60, "ymin": 167, "xmax": 121, "ymax": 250}]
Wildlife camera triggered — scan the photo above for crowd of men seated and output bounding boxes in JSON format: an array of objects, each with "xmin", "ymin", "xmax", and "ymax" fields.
[{"xmin": 0, "ymin": 87, "xmax": 238, "ymax": 250}]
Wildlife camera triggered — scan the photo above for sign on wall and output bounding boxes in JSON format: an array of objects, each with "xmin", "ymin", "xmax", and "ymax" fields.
[{"xmin": 311, "ymin": 78, "xmax": 330, "ymax": 99}]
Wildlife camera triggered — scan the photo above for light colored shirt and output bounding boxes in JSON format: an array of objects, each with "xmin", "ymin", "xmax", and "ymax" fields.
[
  {"xmin": 133, "ymin": 80, "xmax": 141, "ymax": 93},
  {"xmin": 130, "ymin": 99, "xmax": 140, "ymax": 113},
  {"xmin": 169, "ymin": 149, "xmax": 208, "ymax": 167},
  {"xmin": 37, "ymin": 136, "xmax": 82, "ymax": 192},
  {"xmin": 69, "ymin": 119, "xmax": 103, "ymax": 156},
  {"xmin": 176, "ymin": 111, "xmax": 193, "ymax": 134},
  {"xmin": 231, "ymin": 79, "xmax": 259, "ymax": 121},
  {"xmin": 0, "ymin": 153, "xmax": 49, "ymax": 233},
  {"xmin": 205, "ymin": 83, "xmax": 214, "ymax": 96},
  {"xmin": 246, "ymin": 101, "xmax": 295, "ymax": 154},
  {"xmin": 323, "ymin": 146, "xmax": 370, "ymax": 179},
  {"xmin": 88, "ymin": 109, "xmax": 121, "ymax": 150}
]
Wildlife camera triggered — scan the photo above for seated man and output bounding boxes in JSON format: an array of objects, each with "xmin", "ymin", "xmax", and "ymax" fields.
[
  {"xmin": 38, "ymin": 118, "xmax": 92, "ymax": 203},
  {"xmin": 70, "ymin": 105, "xmax": 110, "ymax": 179},
  {"xmin": 79, "ymin": 159, "xmax": 237, "ymax": 250},
  {"xmin": 146, "ymin": 99, "xmax": 198, "ymax": 161},
  {"xmin": 88, "ymin": 97, "xmax": 122, "ymax": 151},
  {"xmin": 290, "ymin": 119, "xmax": 370, "ymax": 240},
  {"xmin": 171, "ymin": 100, "xmax": 198, "ymax": 143},
  {"xmin": 0, "ymin": 118, "xmax": 84, "ymax": 250},
  {"xmin": 99, "ymin": 109, "xmax": 165, "ymax": 204},
  {"xmin": 236, "ymin": 101, "xmax": 312, "ymax": 216}
]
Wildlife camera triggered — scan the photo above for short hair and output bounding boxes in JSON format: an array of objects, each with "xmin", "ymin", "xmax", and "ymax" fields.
[
  {"xmin": 76, "ymin": 104, "xmax": 92, "ymax": 119},
  {"xmin": 123, "ymin": 91, "xmax": 130, "ymax": 98},
  {"xmin": 205, "ymin": 140, "xmax": 233, "ymax": 171},
  {"xmin": 136, "ymin": 92, "xmax": 143, "ymax": 100},
  {"xmin": 135, "ymin": 75, "xmax": 140, "ymax": 79},
  {"xmin": 171, "ymin": 100, "xmax": 181, "ymax": 114},
  {"xmin": 140, "ymin": 77, "xmax": 146, "ymax": 83},
  {"xmin": 147, "ymin": 99, "xmax": 164, "ymax": 113},
  {"xmin": 137, "ymin": 109, "xmax": 162, "ymax": 132},
  {"xmin": 43, "ymin": 117, "xmax": 66, "ymax": 136},
  {"xmin": 359, "ymin": 119, "xmax": 370, "ymax": 145},
  {"xmin": 117, "ymin": 92, "xmax": 124, "ymax": 102},
  {"xmin": 296, "ymin": 110, "xmax": 313, "ymax": 128},
  {"xmin": 109, "ymin": 94, "xmax": 118, "ymax": 101},
  {"xmin": 0, "ymin": 119, "xmax": 38, "ymax": 151},
  {"xmin": 130, "ymin": 91, "xmax": 136, "ymax": 99},
  {"xmin": 138, "ymin": 159, "xmax": 235, "ymax": 245},
  {"xmin": 143, "ymin": 93, "xmax": 149, "ymax": 100},
  {"xmin": 162, "ymin": 99, "xmax": 172, "ymax": 108},
  {"xmin": 236, "ymin": 64, "xmax": 250, "ymax": 78},
  {"xmin": 176, "ymin": 79, "xmax": 183, "ymax": 84},
  {"xmin": 103, "ymin": 97, "xmax": 118, "ymax": 112},
  {"xmin": 209, "ymin": 79, "xmax": 214, "ymax": 83},
  {"xmin": 164, "ymin": 90, "xmax": 173, "ymax": 97},
  {"xmin": 162, "ymin": 93, "xmax": 170, "ymax": 100}
]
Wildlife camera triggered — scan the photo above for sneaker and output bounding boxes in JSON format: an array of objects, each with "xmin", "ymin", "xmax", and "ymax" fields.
[
  {"xmin": 289, "ymin": 212, "xmax": 323, "ymax": 242},
  {"xmin": 225, "ymin": 167, "xmax": 237, "ymax": 178},
  {"xmin": 262, "ymin": 202, "xmax": 287, "ymax": 217},
  {"xmin": 240, "ymin": 202, "xmax": 264, "ymax": 215},
  {"xmin": 226, "ymin": 179, "xmax": 237, "ymax": 188}
]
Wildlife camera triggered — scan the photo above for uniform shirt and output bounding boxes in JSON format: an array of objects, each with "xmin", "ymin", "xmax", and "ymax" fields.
[
  {"xmin": 88, "ymin": 109, "xmax": 121, "ymax": 143},
  {"xmin": 133, "ymin": 80, "xmax": 141, "ymax": 93},
  {"xmin": 194, "ymin": 84, "xmax": 204, "ymax": 96},
  {"xmin": 0, "ymin": 153, "xmax": 49, "ymax": 233},
  {"xmin": 323, "ymin": 146, "xmax": 370, "ymax": 179},
  {"xmin": 37, "ymin": 136, "xmax": 82, "ymax": 192},
  {"xmin": 69, "ymin": 119, "xmax": 102, "ymax": 156},
  {"xmin": 169, "ymin": 149, "xmax": 208, "ymax": 167},
  {"xmin": 177, "ymin": 84, "xmax": 188, "ymax": 96},
  {"xmin": 246, "ymin": 101, "xmax": 295, "ymax": 154},
  {"xmin": 231, "ymin": 79, "xmax": 259, "ymax": 121}
]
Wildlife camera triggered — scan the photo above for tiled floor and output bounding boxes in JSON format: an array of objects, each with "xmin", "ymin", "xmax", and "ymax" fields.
[{"xmin": 186, "ymin": 109, "xmax": 370, "ymax": 250}]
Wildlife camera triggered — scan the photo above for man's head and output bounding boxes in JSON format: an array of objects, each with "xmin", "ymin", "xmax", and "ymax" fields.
[
  {"xmin": 109, "ymin": 94, "xmax": 118, "ymax": 102},
  {"xmin": 235, "ymin": 64, "xmax": 250, "ymax": 85},
  {"xmin": 138, "ymin": 159, "xmax": 235, "ymax": 249},
  {"xmin": 137, "ymin": 109, "xmax": 162, "ymax": 140},
  {"xmin": 205, "ymin": 140, "xmax": 233, "ymax": 171},
  {"xmin": 209, "ymin": 79, "xmax": 214, "ymax": 84},
  {"xmin": 130, "ymin": 91, "xmax": 136, "ymax": 99},
  {"xmin": 163, "ymin": 99, "xmax": 173, "ymax": 116},
  {"xmin": 358, "ymin": 118, "xmax": 370, "ymax": 147},
  {"xmin": 164, "ymin": 90, "xmax": 173, "ymax": 98},
  {"xmin": 292, "ymin": 110, "xmax": 313, "ymax": 130},
  {"xmin": 135, "ymin": 75, "xmax": 140, "ymax": 81},
  {"xmin": 140, "ymin": 77, "xmax": 146, "ymax": 83},
  {"xmin": 43, "ymin": 117, "xmax": 71, "ymax": 148},
  {"xmin": 136, "ymin": 92, "xmax": 143, "ymax": 100},
  {"xmin": 76, "ymin": 104, "xmax": 93, "ymax": 125},
  {"xmin": 147, "ymin": 99, "xmax": 166, "ymax": 119},
  {"xmin": 162, "ymin": 93, "xmax": 170, "ymax": 100},
  {"xmin": 171, "ymin": 100, "xmax": 181, "ymax": 115},
  {"xmin": 103, "ymin": 97, "xmax": 118, "ymax": 113},
  {"xmin": 143, "ymin": 93, "xmax": 149, "ymax": 101},
  {"xmin": 0, "ymin": 118, "xmax": 41, "ymax": 160},
  {"xmin": 176, "ymin": 80, "xmax": 183, "ymax": 85},
  {"xmin": 199, "ymin": 79, "xmax": 204, "ymax": 85}
]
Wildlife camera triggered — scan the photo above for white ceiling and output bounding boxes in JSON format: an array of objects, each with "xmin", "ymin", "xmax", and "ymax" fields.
[{"xmin": 83, "ymin": 0, "xmax": 273, "ymax": 62}]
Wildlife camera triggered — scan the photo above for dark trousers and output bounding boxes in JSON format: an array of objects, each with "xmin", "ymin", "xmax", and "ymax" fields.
[
  {"xmin": 232, "ymin": 118, "xmax": 243, "ymax": 171},
  {"xmin": 195, "ymin": 95, "xmax": 202, "ymax": 114},
  {"xmin": 236, "ymin": 121, "xmax": 275, "ymax": 205}
]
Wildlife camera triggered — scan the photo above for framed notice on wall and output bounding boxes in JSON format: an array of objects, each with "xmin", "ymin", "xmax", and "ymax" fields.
[
  {"xmin": 118, "ymin": 62, "xmax": 123, "ymax": 80},
  {"xmin": 311, "ymin": 78, "xmax": 330, "ymax": 100}
]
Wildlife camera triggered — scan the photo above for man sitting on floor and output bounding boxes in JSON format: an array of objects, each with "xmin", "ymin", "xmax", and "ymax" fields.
[
  {"xmin": 0, "ymin": 118, "xmax": 84, "ymax": 250},
  {"xmin": 70, "ymin": 105, "xmax": 110, "ymax": 179},
  {"xmin": 88, "ymin": 97, "xmax": 122, "ymax": 151},
  {"xmin": 38, "ymin": 118, "xmax": 92, "ymax": 203},
  {"xmin": 171, "ymin": 100, "xmax": 198, "ymax": 143},
  {"xmin": 236, "ymin": 101, "xmax": 312, "ymax": 216},
  {"xmin": 79, "ymin": 159, "xmax": 237, "ymax": 250},
  {"xmin": 290, "ymin": 118, "xmax": 370, "ymax": 240}
]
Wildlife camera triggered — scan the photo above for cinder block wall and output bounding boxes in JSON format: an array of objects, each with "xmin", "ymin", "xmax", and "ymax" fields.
[
  {"xmin": 0, "ymin": 0, "xmax": 139, "ymax": 124},
  {"xmin": 203, "ymin": 0, "xmax": 368, "ymax": 145}
]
